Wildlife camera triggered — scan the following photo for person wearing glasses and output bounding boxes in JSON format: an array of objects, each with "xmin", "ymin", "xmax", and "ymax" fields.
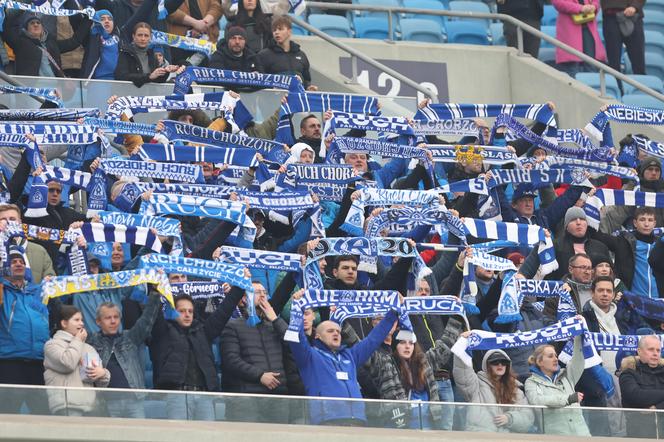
[{"xmin": 453, "ymin": 331, "xmax": 534, "ymax": 433}]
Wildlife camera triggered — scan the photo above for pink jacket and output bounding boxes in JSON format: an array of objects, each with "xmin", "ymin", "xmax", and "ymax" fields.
[{"xmin": 552, "ymin": 0, "xmax": 607, "ymax": 64}]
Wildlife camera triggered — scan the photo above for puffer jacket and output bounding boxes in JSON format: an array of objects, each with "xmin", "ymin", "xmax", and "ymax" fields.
[
  {"xmin": 152, "ymin": 286, "xmax": 244, "ymax": 391},
  {"xmin": 43, "ymin": 330, "xmax": 110, "ymax": 413},
  {"xmin": 254, "ymin": 40, "xmax": 312, "ymax": 88},
  {"xmin": 619, "ymin": 355, "xmax": 664, "ymax": 438},
  {"xmin": 524, "ymin": 335, "xmax": 590, "ymax": 436},
  {"xmin": 220, "ymin": 311, "xmax": 290, "ymax": 394},
  {"xmin": 453, "ymin": 349, "xmax": 533, "ymax": 433},
  {"xmin": 0, "ymin": 278, "xmax": 49, "ymax": 360}
]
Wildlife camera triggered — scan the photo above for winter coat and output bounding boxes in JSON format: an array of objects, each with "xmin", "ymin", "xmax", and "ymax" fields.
[
  {"xmin": 497, "ymin": 185, "xmax": 585, "ymax": 231},
  {"xmin": 43, "ymin": 330, "xmax": 110, "ymax": 413},
  {"xmin": 25, "ymin": 241, "xmax": 56, "ymax": 284},
  {"xmin": 453, "ymin": 350, "xmax": 534, "ymax": 433},
  {"xmin": 0, "ymin": 278, "xmax": 49, "ymax": 360},
  {"xmin": 4, "ymin": 26, "xmax": 84, "ymax": 76},
  {"xmin": 619, "ymin": 355, "xmax": 664, "ymax": 438},
  {"xmin": 289, "ymin": 310, "xmax": 398, "ymax": 424},
  {"xmin": 208, "ymin": 42, "xmax": 257, "ymax": 73},
  {"xmin": 552, "ymin": 0, "xmax": 606, "ymax": 64},
  {"xmin": 115, "ymin": 41, "xmax": 168, "ymax": 87},
  {"xmin": 151, "ymin": 286, "xmax": 244, "ymax": 391},
  {"xmin": 167, "ymin": 0, "xmax": 224, "ymax": 44},
  {"xmin": 220, "ymin": 312, "xmax": 290, "ymax": 394},
  {"xmin": 255, "ymin": 40, "xmax": 312, "ymax": 88},
  {"xmin": 524, "ymin": 335, "xmax": 591, "ymax": 436},
  {"xmin": 87, "ymin": 293, "xmax": 161, "ymax": 389}
]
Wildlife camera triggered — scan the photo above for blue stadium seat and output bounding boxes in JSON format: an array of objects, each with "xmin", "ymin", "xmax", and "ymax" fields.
[
  {"xmin": 402, "ymin": 0, "xmax": 447, "ymax": 28},
  {"xmin": 621, "ymin": 93, "xmax": 664, "ymax": 109},
  {"xmin": 289, "ymin": 14, "xmax": 309, "ymax": 35},
  {"xmin": 540, "ymin": 25, "xmax": 557, "ymax": 49},
  {"xmin": 448, "ymin": 1, "xmax": 491, "ymax": 27},
  {"xmin": 645, "ymin": 30, "xmax": 664, "ymax": 58},
  {"xmin": 575, "ymin": 72, "xmax": 621, "ymax": 98},
  {"xmin": 401, "ymin": 18, "xmax": 445, "ymax": 42},
  {"xmin": 539, "ymin": 47, "xmax": 556, "ymax": 66},
  {"xmin": 354, "ymin": 16, "xmax": 390, "ymax": 39},
  {"xmin": 445, "ymin": 21, "xmax": 490, "ymax": 45},
  {"xmin": 645, "ymin": 0, "xmax": 664, "ymax": 15},
  {"xmin": 353, "ymin": 0, "xmax": 401, "ymax": 20},
  {"xmin": 623, "ymin": 74, "xmax": 664, "ymax": 95},
  {"xmin": 489, "ymin": 22, "xmax": 505, "ymax": 45},
  {"xmin": 542, "ymin": 4, "xmax": 558, "ymax": 26},
  {"xmin": 644, "ymin": 11, "xmax": 664, "ymax": 35},
  {"xmin": 308, "ymin": 14, "xmax": 353, "ymax": 37},
  {"xmin": 646, "ymin": 51, "xmax": 664, "ymax": 78}
]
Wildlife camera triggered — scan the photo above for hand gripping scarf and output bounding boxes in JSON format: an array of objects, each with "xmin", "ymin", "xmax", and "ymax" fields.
[
  {"xmin": 173, "ymin": 66, "xmax": 305, "ymax": 95},
  {"xmin": 496, "ymin": 277, "xmax": 577, "ymax": 323}
]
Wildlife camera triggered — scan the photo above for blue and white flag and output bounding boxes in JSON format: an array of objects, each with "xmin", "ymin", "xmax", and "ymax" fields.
[{"xmin": 173, "ymin": 66, "xmax": 305, "ymax": 95}]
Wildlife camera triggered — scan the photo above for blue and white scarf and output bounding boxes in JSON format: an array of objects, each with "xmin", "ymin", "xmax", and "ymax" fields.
[
  {"xmin": 173, "ymin": 66, "xmax": 305, "ymax": 95},
  {"xmin": 143, "ymin": 193, "xmax": 253, "ymax": 227},
  {"xmin": 463, "ymin": 218, "xmax": 557, "ymax": 275},
  {"xmin": 331, "ymin": 295, "xmax": 466, "ymax": 323},
  {"xmin": 69, "ymin": 223, "xmax": 162, "ymax": 253},
  {"xmin": 343, "ymin": 188, "xmax": 439, "ymax": 236},
  {"xmin": 415, "ymin": 103, "xmax": 557, "ymax": 127},
  {"xmin": 433, "ymin": 177, "xmax": 490, "ymax": 196},
  {"xmin": 150, "ymin": 30, "xmax": 216, "ymax": 56},
  {"xmin": 169, "ymin": 281, "xmax": 242, "ymax": 318},
  {"xmin": 539, "ymin": 156, "xmax": 639, "ymax": 182},
  {"xmin": 621, "ymin": 291, "xmax": 664, "ymax": 322},
  {"xmin": 427, "ymin": 144, "xmax": 518, "ymax": 165},
  {"xmin": 451, "ymin": 317, "xmax": 601, "ymax": 368},
  {"xmin": 134, "ymin": 182, "xmax": 233, "ymax": 198},
  {"xmin": 462, "ymin": 251, "xmax": 516, "ymax": 314},
  {"xmin": 556, "ymin": 128, "xmax": 597, "ymax": 149},
  {"xmin": 284, "ymin": 289, "xmax": 407, "ymax": 343},
  {"xmin": 276, "ymin": 92, "xmax": 379, "ymax": 145},
  {"xmin": 0, "ymin": 122, "xmax": 98, "ymax": 145},
  {"xmin": 275, "ymin": 163, "xmax": 365, "ymax": 202},
  {"xmin": 585, "ymin": 105, "xmax": 664, "ymax": 142},
  {"xmin": 487, "ymin": 169, "xmax": 593, "ymax": 189},
  {"xmin": 365, "ymin": 205, "xmax": 463, "ymax": 238},
  {"xmin": 0, "ymin": 108, "xmax": 98, "ymax": 121},
  {"xmin": 135, "ymin": 143, "xmax": 259, "ymax": 168},
  {"xmin": 218, "ymin": 246, "xmax": 301, "ymax": 272},
  {"xmin": 584, "ymin": 189, "xmax": 664, "ymax": 230},
  {"xmin": 26, "ymin": 164, "xmax": 93, "ymax": 217},
  {"xmin": 497, "ymin": 277, "xmax": 576, "ymax": 323},
  {"xmin": 411, "ymin": 119, "xmax": 479, "ymax": 138},
  {"xmin": 327, "ymin": 137, "xmax": 429, "ymax": 171},
  {"xmin": 0, "ymin": 0, "xmax": 94, "ymax": 32},
  {"xmin": 100, "ymin": 158, "xmax": 204, "ymax": 183},
  {"xmin": 0, "ymin": 85, "xmax": 63, "ymax": 108},
  {"xmin": 634, "ymin": 135, "xmax": 664, "ymax": 160},
  {"xmin": 96, "ymin": 210, "xmax": 182, "ymax": 255},
  {"xmin": 82, "ymin": 117, "xmax": 157, "ymax": 137}
]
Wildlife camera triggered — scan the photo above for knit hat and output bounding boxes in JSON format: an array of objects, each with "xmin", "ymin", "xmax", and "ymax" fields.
[
  {"xmin": 226, "ymin": 26, "xmax": 247, "ymax": 40},
  {"xmin": 564, "ymin": 206, "xmax": 587, "ymax": 227},
  {"xmin": 8, "ymin": 245, "xmax": 25, "ymax": 263},
  {"xmin": 511, "ymin": 184, "xmax": 538, "ymax": 203},
  {"xmin": 94, "ymin": 9, "xmax": 113, "ymax": 21},
  {"xmin": 639, "ymin": 156, "xmax": 662, "ymax": 177},
  {"xmin": 592, "ymin": 254, "xmax": 614, "ymax": 269},
  {"xmin": 22, "ymin": 13, "xmax": 42, "ymax": 30}
]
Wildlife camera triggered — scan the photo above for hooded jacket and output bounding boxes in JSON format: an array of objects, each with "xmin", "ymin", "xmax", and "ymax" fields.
[
  {"xmin": 619, "ymin": 355, "xmax": 664, "ymax": 438},
  {"xmin": 453, "ymin": 349, "xmax": 534, "ymax": 433},
  {"xmin": 255, "ymin": 40, "xmax": 312, "ymax": 88},
  {"xmin": 0, "ymin": 278, "xmax": 49, "ymax": 360},
  {"xmin": 43, "ymin": 330, "xmax": 111, "ymax": 413},
  {"xmin": 208, "ymin": 40, "xmax": 257, "ymax": 73}
]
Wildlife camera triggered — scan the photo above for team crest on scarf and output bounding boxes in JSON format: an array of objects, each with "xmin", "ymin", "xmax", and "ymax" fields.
[
  {"xmin": 571, "ymin": 168, "xmax": 587, "ymax": 185},
  {"xmin": 455, "ymin": 145, "xmax": 483, "ymax": 164}
]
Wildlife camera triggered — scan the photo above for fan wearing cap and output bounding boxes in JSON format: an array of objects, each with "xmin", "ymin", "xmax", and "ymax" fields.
[
  {"xmin": 518, "ymin": 206, "xmax": 610, "ymax": 281},
  {"xmin": 589, "ymin": 206, "xmax": 659, "ymax": 298},
  {"xmin": 453, "ymin": 333, "xmax": 533, "ymax": 433},
  {"xmin": 0, "ymin": 245, "xmax": 50, "ymax": 413},
  {"xmin": 208, "ymin": 26, "xmax": 258, "ymax": 73},
  {"xmin": 4, "ymin": 11, "xmax": 89, "ymax": 77}
]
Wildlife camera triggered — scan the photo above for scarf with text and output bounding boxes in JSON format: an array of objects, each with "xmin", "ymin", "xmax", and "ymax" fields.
[
  {"xmin": 150, "ymin": 30, "xmax": 216, "ymax": 56},
  {"xmin": 411, "ymin": 119, "xmax": 479, "ymax": 138},
  {"xmin": 634, "ymin": 135, "xmax": 664, "ymax": 160},
  {"xmin": 82, "ymin": 117, "xmax": 157, "ymax": 137},
  {"xmin": 173, "ymin": 66, "xmax": 305, "ymax": 95},
  {"xmin": 100, "ymin": 158, "xmax": 204, "ymax": 183},
  {"xmin": 487, "ymin": 169, "xmax": 593, "ymax": 189},
  {"xmin": 556, "ymin": 128, "xmax": 597, "ymax": 149},
  {"xmin": 135, "ymin": 143, "xmax": 259, "ymax": 168},
  {"xmin": 462, "ymin": 251, "xmax": 516, "ymax": 314},
  {"xmin": 0, "ymin": 122, "xmax": 98, "ymax": 145},
  {"xmin": 0, "ymin": 108, "xmax": 98, "ymax": 121},
  {"xmin": 539, "ymin": 156, "xmax": 639, "ymax": 182},
  {"xmin": 428, "ymin": 144, "xmax": 518, "ymax": 165},
  {"xmin": 415, "ymin": 103, "xmax": 557, "ymax": 127},
  {"xmin": 585, "ymin": 105, "xmax": 664, "ymax": 142},
  {"xmin": 275, "ymin": 163, "xmax": 365, "ymax": 202},
  {"xmin": 331, "ymin": 295, "xmax": 466, "ymax": 325},
  {"xmin": 218, "ymin": 246, "xmax": 302, "ymax": 273},
  {"xmin": 497, "ymin": 277, "xmax": 576, "ymax": 323},
  {"xmin": 621, "ymin": 291, "xmax": 664, "ymax": 322},
  {"xmin": 0, "ymin": 1, "xmax": 95, "ymax": 31}
]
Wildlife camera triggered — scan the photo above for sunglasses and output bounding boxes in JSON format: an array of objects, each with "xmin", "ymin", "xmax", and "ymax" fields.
[{"xmin": 489, "ymin": 360, "xmax": 509, "ymax": 366}]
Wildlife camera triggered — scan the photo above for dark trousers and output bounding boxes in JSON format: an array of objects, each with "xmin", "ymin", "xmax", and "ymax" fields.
[
  {"xmin": 0, "ymin": 359, "xmax": 49, "ymax": 414},
  {"xmin": 504, "ymin": 18, "xmax": 542, "ymax": 58},
  {"xmin": 603, "ymin": 13, "xmax": 646, "ymax": 75}
]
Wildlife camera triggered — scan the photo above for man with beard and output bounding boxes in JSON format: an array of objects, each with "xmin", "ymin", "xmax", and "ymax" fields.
[{"xmin": 208, "ymin": 26, "xmax": 257, "ymax": 73}]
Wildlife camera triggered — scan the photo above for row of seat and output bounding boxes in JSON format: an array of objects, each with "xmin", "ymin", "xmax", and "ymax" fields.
[{"xmin": 575, "ymin": 73, "xmax": 664, "ymax": 108}]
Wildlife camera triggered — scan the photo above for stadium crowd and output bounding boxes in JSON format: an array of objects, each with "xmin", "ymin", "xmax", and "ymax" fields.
[{"xmin": 0, "ymin": 0, "xmax": 664, "ymax": 440}]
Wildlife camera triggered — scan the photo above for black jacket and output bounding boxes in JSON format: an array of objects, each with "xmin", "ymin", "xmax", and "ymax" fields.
[
  {"xmin": 115, "ymin": 41, "xmax": 168, "ymax": 87},
  {"xmin": 220, "ymin": 313, "xmax": 290, "ymax": 394},
  {"xmin": 620, "ymin": 358, "xmax": 664, "ymax": 438},
  {"xmin": 255, "ymin": 40, "xmax": 311, "ymax": 88},
  {"xmin": 150, "ymin": 286, "xmax": 244, "ymax": 391},
  {"xmin": 496, "ymin": 0, "xmax": 544, "ymax": 20},
  {"xmin": 208, "ymin": 41, "xmax": 257, "ymax": 72}
]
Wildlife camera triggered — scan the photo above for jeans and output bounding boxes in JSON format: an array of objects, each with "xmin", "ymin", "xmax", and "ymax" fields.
[
  {"xmin": 106, "ymin": 397, "xmax": 145, "ymax": 418},
  {"xmin": 165, "ymin": 393, "xmax": 215, "ymax": 421},
  {"xmin": 436, "ymin": 379, "xmax": 454, "ymax": 430}
]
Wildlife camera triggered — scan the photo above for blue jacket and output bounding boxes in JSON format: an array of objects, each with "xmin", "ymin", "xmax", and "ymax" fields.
[
  {"xmin": 289, "ymin": 310, "xmax": 398, "ymax": 424},
  {"xmin": 373, "ymin": 158, "xmax": 409, "ymax": 189},
  {"xmin": 0, "ymin": 278, "xmax": 49, "ymax": 360}
]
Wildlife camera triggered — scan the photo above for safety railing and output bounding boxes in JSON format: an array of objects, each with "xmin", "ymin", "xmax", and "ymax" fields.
[
  {"xmin": 302, "ymin": 1, "xmax": 664, "ymax": 104},
  {"xmin": 0, "ymin": 383, "xmax": 662, "ymax": 438}
]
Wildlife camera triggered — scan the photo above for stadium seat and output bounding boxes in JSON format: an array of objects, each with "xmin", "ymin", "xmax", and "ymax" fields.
[
  {"xmin": 644, "ymin": 11, "xmax": 664, "ymax": 35},
  {"xmin": 353, "ymin": 0, "xmax": 401, "ymax": 21},
  {"xmin": 538, "ymin": 47, "xmax": 556, "ymax": 67},
  {"xmin": 542, "ymin": 4, "xmax": 558, "ymax": 26},
  {"xmin": 646, "ymin": 51, "xmax": 664, "ymax": 78},
  {"xmin": 489, "ymin": 22, "xmax": 505, "ymax": 45},
  {"xmin": 448, "ymin": 1, "xmax": 491, "ymax": 27},
  {"xmin": 353, "ymin": 16, "xmax": 390, "ymax": 39},
  {"xmin": 575, "ymin": 72, "xmax": 621, "ymax": 98},
  {"xmin": 540, "ymin": 25, "xmax": 557, "ymax": 49},
  {"xmin": 623, "ymin": 75, "xmax": 664, "ymax": 95},
  {"xmin": 445, "ymin": 21, "xmax": 490, "ymax": 45},
  {"xmin": 645, "ymin": 30, "xmax": 664, "ymax": 58},
  {"xmin": 645, "ymin": 0, "xmax": 664, "ymax": 15},
  {"xmin": 402, "ymin": 0, "xmax": 447, "ymax": 28},
  {"xmin": 621, "ymin": 93, "xmax": 664, "ymax": 109},
  {"xmin": 289, "ymin": 14, "xmax": 309, "ymax": 35},
  {"xmin": 400, "ymin": 18, "xmax": 445, "ymax": 42},
  {"xmin": 308, "ymin": 14, "xmax": 353, "ymax": 38}
]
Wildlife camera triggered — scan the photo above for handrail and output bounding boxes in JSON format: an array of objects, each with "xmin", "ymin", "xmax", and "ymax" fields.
[
  {"xmin": 289, "ymin": 15, "xmax": 439, "ymax": 102},
  {"xmin": 0, "ymin": 71, "xmax": 45, "ymax": 105},
  {"xmin": 305, "ymin": 1, "xmax": 664, "ymax": 103}
]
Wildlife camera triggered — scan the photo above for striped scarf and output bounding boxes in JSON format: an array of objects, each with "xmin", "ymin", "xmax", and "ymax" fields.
[
  {"xmin": 100, "ymin": 158, "xmax": 204, "ymax": 183},
  {"xmin": 135, "ymin": 143, "xmax": 260, "ymax": 168},
  {"xmin": 0, "ymin": 85, "xmax": 63, "ymax": 107},
  {"xmin": 173, "ymin": 66, "xmax": 305, "ymax": 95},
  {"xmin": 69, "ymin": 223, "xmax": 162, "ymax": 253},
  {"xmin": 583, "ymin": 189, "xmax": 664, "ymax": 230},
  {"xmin": 0, "ymin": 108, "xmax": 99, "ymax": 121},
  {"xmin": 415, "ymin": 102, "xmax": 557, "ymax": 127}
]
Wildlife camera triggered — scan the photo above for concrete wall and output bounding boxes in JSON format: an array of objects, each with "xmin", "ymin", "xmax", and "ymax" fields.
[{"xmin": 295, "ymin": 36, "xmax": 664, "ymax": 142}]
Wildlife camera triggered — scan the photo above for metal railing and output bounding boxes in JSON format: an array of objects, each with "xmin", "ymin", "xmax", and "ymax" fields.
[{"xmin": 302, "ymin": 2, "xmax": 664, "ymax": 103}]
